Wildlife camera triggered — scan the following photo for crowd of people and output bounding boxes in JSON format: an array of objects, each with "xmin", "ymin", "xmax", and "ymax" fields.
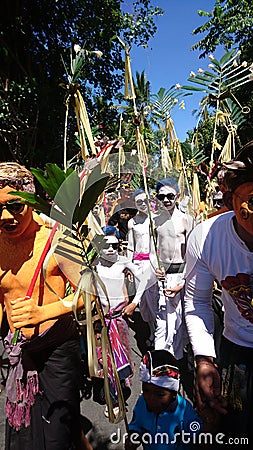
[{"xmin": 0, "ymin": 139, "xmax": 252, "ymax": 449}]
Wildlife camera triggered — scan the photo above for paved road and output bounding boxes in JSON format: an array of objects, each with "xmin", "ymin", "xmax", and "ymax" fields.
[{"xmin": 0, "ymin": 311, "xmax": 150, "ymax": 450}]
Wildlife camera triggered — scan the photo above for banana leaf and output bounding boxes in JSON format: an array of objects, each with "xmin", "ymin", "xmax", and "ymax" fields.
[
  {"xmin": 8, "ymin": 192, "xmax": 52, "ymax": 216},
  {"xmin": 9, "ymin": 164, "xmax": 110, "ymax": 230},
  {"xmin": 73, "ymin": 165, "xmax": 110, "ymax": 226},
  {"xmin": 31, "ymin": 164, "xmax": 74, "ymax": 200}
]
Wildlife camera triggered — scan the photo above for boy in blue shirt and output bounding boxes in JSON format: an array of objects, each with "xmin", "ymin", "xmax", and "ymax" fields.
[{"xmin": 125, "ymin": 350, "xmax": 202, "ymax": 449}]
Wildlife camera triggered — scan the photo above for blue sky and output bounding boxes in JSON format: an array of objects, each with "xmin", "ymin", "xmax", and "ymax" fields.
[{"xmin": 128, "ymin": 0, "xmax": 223, "ymax": 141}]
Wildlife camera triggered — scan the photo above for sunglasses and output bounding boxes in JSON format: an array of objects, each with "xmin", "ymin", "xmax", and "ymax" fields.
[
  {"xmin": 247, "ymin": 196, "xmax": 253, "ymax": 211},
  {"xmin": 135, "ymin": 198, "xmax": 148, "ymax": 207},
  {"xmin": 0, "ymin": 201, "xmax": 25, "ymax": 215},
  {"xmin": 156, "ymin": 193, "xmax": 176, "ymax": 201},
  {"xmin": 103, "ymin": 242, "xmax": 119, "ymax": 250}
]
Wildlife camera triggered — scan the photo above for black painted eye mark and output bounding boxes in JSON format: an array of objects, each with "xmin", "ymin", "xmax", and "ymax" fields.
[{"xmin": 240, "ymin": 207, "xmax": 249, "ymax": 221}]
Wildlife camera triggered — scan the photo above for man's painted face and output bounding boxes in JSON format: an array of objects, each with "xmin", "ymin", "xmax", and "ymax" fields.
[
  {"xmin": 134, "ymin": 192, "xmax": 148, "ymax": 214},
  {"xmin": 0, "ymin": 185, "xmax": 32, "ymax": 238},
  {"xmin": 232, "ymin": 182, "xmax": 253, "ymax": 236},
  {"xmin": 101, "ymin": 235, "xmax": 119, "ymax": 259},
  {"xmin": 156, "ymin": 186, "xmax": 178, "ymax": 211}
]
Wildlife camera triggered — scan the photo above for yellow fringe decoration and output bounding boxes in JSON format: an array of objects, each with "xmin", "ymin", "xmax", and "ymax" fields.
[
  {"xmin": 192, "ymin": 172, "xmax": 201, "ymax": 217},
  {"xmin": 124, "ymin": 52, "xmax": 136, "ymax": 100},
  {"xmin": 177, "ymin": 170, "xmax": 186, "ymax": 201},
  {"xmin": 161, "ymin": 140, "xmax": 173, "ymax": 176},
  {"xmin": 136, "ymin": 127, "xmax": 148, "ymax": 168},
  {"xmin": 174, "ymin": 139, "xmax": 183, "ymax": 171},
  {"xmin": 119, "ymin": 145, "xmax": 125, "ymax": 166},
  {"xmin": 74, "ymin": 90, "xmax": 96, "ymax": 159},
  {"xmin": 219, "ymin": 133, "xmax": 232, "ymax": 162},
  {"xmin": 98, "ymin": 144, "xmax": 114, "ymax": 173}
]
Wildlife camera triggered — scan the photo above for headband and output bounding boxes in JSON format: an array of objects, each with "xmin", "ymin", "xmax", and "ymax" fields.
[{"xmin": 140, "ymin": 350, "xmax": 180, "ymax": 391}]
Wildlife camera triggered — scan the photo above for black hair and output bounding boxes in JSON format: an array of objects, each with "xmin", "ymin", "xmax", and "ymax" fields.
[
  {"xmin": 150, "ymin": 349, "xmax": 179, "ymax": 372},
  {"xmin": 132, "ymin": 188, "xmax": 145, "ymax": 200},
  {"xmin": 156, "ymin": 178, "xmax": 179, "ymax": 194},
  {"xmin": 220, "ymin": 141, "xmax": 253, "ymax": 192}
]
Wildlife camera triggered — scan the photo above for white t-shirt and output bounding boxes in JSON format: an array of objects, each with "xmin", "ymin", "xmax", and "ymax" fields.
[
  {"xmin": 184, "ymin": 211, "xmax": 253, "ymax": 357},
  {"xmin": 94, "ymin": 256, "xmax": 146, "ymax": 310}
]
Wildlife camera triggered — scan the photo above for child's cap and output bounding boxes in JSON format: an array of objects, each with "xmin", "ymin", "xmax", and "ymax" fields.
[
  {"xmin": 140, "ymin": 349, "xmax": 180, "ymax": 391},
  {"xmin": 102, "ymin": 225, "xmax": 120, "ymax": 239}
]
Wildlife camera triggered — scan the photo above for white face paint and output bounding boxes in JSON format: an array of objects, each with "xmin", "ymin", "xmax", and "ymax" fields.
[
  {"xmin": 134, "ymin": 192, "xmax": 148, "ymax": 214},
  {"xmin": 157, "ymin": 186, "xmax": 178, "ymax": 211},
  {"xmin": 101, "ymin": 235, "xmax": 119, "ymax": 261}
]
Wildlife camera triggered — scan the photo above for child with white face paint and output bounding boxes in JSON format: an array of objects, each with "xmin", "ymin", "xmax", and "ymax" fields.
[
  {"xmin": 153, "ymin": 178, "xmax": 194, "ymax": 359},
  {"xmin": 93, "ymin": 233, "xmax": 149, "ymax": 414},
  {"xmin": 94, "ymin": 234, "xmax": 148, "ymax": 315},
  {"xmin": 127, "ymin": 189, "xmax": 159, "ymax": 345}
]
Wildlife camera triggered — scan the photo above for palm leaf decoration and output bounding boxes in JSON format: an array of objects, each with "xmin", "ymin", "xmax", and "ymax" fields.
[
  {"xmin": 182, "ymin": 49, "xmax": 252, "ymax": 99},
  {"xmin": 11, "ymin": 163, "xmax": 110, "ymax": 230},
  {"xmin": 60, "ymin": 45, "xmax": 103, "ymax": 169},
  {"xmin": 181, "ymin": 49, "xmax": 252, "ymax": 169},
  {"xmin": 181, "ymin": 142, "xmax": 208, "ymax": 168},
  {"xmin": 151, "ymin": 86, "xmax": 191, "ymax": 122}
]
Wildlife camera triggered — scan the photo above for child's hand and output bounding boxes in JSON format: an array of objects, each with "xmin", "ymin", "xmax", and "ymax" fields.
[
  {"xmin": 122, "ymin": 303, "xmax": 137, "ymax": 316},
  {"xmin": 163, "ymin": 284, "xmax": 183, "ymax": 298}
]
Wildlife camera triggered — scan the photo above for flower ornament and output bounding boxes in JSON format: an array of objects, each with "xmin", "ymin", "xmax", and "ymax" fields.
[{"xmin": 74, "ymin": 44, "xmax": 81, "ymax": 54}]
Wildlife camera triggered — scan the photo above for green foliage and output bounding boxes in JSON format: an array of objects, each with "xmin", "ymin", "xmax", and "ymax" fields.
[
  {"xmin": 192, "ymin": 0, "xmax": 253, "ymax": 58},
  {"xmin": 12, "ymin": 163, "xmax": 110, "ymax": 229},
  {"xmin": 181, "ymin": 142, "xmax": 208, "ymax": 168},
  {"xmin": 122, "ymin": 1, "xmax": 163, "ymax": 47},
  {"xmin": 0, "ymin": 0, "xmax": 163, "ymax": 166},
  {"xmin": 182, "ymin": 49, "xmax": 251, "ymax": 98},
  {"xmin": 31, "ymin": 165, "xmax": 74, "ymax": 200},
  {"xmin": 151, "ymin": 86, "xmax": 191, "ymax": 123}
]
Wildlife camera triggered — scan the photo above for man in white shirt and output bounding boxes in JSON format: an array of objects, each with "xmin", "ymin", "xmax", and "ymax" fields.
[{"xmin": 184, "ymin": 141, "xmax": 253, "ymax": 443}]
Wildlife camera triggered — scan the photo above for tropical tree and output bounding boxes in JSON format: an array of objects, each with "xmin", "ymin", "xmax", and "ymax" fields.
[
  {"xmin": 0, "ymin": 0, "xmax": 163, "ymax": 166},
  {"xmin": 189, "ymin": 0, "xmax": 253, "ymax": 146},
  {"xmin": 191, "ymin": 0, "xmax": 253, "ymax": 58}
]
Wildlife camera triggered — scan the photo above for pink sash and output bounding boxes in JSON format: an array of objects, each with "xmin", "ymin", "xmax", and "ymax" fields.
[{"xmin": 133, "ymin": 252, "xmax": 150, "ymax": 261}]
